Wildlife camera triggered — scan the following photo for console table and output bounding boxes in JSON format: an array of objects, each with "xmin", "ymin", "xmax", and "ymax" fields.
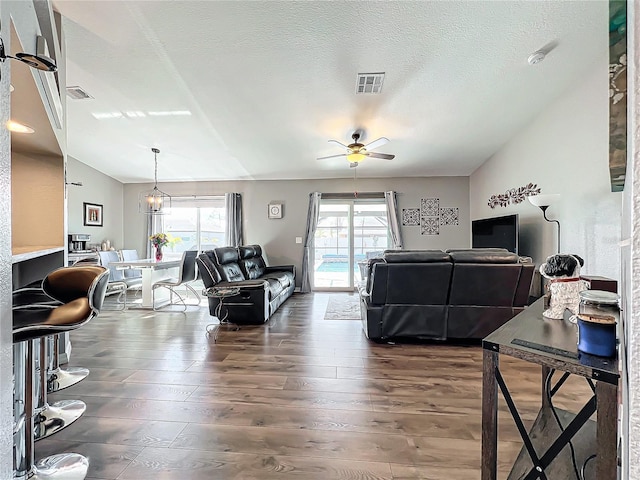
[{"xmin": 482, "ymin": 298, "xmax": 618, "ymax": 479}]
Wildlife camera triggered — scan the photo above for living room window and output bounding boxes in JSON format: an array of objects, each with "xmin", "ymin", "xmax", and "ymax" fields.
[
  {"xmin": 162, "ymin": 196, "xmax": 226, "ymax": 257},
  {"xmin": 313, "ymin": 198, "xmax": 389, "ymax": 290}
]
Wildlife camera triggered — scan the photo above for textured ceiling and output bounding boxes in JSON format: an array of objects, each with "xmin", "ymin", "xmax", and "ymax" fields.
[{"xmin": 51, "ymin": 1, "xmax": 607, "ymax": 183}]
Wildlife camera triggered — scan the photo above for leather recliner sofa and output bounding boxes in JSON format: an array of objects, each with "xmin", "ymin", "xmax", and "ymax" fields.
[
  {"xmin": 360, "ymin": 249, "xmax": 534, "ymax": 341},
  {"xmin": 196, "ymin": 245, "xmax": 295, "ymax": 324}
]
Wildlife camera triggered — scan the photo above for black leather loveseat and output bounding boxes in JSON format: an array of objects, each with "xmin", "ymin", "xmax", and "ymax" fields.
[
  {"xmin": 196, "ymin": 245, "xmax": 295, "ymax": 324},
  {"xmin": 360, "ymin": 249, "xmax": 534, "ymax": 341}
]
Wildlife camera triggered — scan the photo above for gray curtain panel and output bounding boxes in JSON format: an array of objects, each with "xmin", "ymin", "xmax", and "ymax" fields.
[
  {"xmin": 385, "ymin": 191, "xmax": 403, "ymax": 250},
  {"xmin": 300, "ymin": 192, "xmax": 322, "ymax": 293},
  {"xmin": 225, "ymin": 193, "xmax": 244, "ymax": 247}
]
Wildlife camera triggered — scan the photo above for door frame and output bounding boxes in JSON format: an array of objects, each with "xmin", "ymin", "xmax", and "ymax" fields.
[{"xmin": 312, "ymin": 198, "xmax": 388, "ymax": 292}]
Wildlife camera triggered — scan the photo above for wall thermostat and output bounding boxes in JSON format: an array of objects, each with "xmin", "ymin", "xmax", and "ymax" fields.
[{"xmin": 268, "ymin": 203, "xmax": 283, "ymax": 219}]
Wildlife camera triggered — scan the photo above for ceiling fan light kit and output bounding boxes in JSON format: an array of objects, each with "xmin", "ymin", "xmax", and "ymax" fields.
[
  {"xmin": 346, "ymin": 152, "xmax": 366, "ymax": 163},
  {"xmin": 317, "ymin": 131, "xmax": 395, "ymax": 166}
]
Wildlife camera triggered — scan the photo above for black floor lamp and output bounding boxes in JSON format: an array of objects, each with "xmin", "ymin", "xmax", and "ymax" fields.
[{"xmin": 529, "ymin": 194, "xmax": 561, "ymax": 253}]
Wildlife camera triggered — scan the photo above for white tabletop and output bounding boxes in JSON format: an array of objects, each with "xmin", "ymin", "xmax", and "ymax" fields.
[{"xmin": 110, "ymin": 258, "xmax": 181, "ymax": 269}]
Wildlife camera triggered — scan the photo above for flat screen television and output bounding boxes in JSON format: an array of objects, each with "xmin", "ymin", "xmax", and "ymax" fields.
[{"xmin": 472, "ymin": 214, "xmax": 519, "ymax": 254}]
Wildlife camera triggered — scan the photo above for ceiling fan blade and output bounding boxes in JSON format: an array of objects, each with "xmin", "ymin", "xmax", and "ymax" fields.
[
  {"xmin": 328, "ymin": 139, "xmax": 349, "ymax": 149},
  {"xmin": 317, "ymin": 154, "xmax": 347, "ymax": 161},
  {"xmin": 366, "ymin": 152, "xmax": 395, "ymax": 160},
  {"xmin": 363, "ymin": 137, "xmax": 389, "ymax": 151}
]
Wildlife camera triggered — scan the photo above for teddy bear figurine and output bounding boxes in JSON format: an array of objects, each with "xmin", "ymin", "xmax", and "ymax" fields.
[{"xmin": 539, "ymin": 254, "xmax": 590, "ymax": 320}]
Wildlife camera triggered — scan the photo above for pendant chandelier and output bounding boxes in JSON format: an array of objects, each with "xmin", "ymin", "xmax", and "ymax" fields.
[{"xmin": 138, "ymin": 147, "xmax": 171, "ymax": 215}]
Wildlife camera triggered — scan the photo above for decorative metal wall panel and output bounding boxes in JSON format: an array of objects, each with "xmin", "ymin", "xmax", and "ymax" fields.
[
  {"xmin": 440, "ymin": 207, "xmax": 459, "ymax": 226},
  {"xmin": 421, "ymin": 198, "xmax": 440, "ymax": 217},
  {"xmin": 402, "ymin": 208, "xmax": 420, "ymax": 226},
  {"xmin": 421, "ymin": 217, "xmax": 440, "ymax": 235}
]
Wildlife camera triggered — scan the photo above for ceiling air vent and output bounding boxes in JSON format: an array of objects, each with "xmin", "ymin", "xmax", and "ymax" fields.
[
  {"xmin": 356, "ymin": 72, "xmax": 385, "ymax": 94},
  {"xmin": 66, "ymin": 86, "xmax": 93, "ymax": 100}
]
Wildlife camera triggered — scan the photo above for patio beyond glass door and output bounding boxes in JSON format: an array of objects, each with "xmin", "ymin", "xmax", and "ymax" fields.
[{"xmin": 313, "ymin": 200, "xmax": 389, "ymax": 291}]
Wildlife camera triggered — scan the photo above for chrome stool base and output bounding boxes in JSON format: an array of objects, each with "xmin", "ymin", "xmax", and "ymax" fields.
[
  {"xmin": 47, "ymin": 367, "xmax": 89, "ymax": 393},
  {"xmin": 15, "ymin": 453, "xmax": 89, "ymax": 480},
  {"xmin": 34, "ymin": 400, "xmax": 86, "ymax": 441}
]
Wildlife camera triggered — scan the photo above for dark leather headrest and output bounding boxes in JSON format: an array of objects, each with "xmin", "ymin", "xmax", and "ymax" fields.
[
  {"xmin": 449, "ymin": 250, "xmax": 519, "ymax": 264},
  {"xmin": 445, "ymin": 248, "xmax": 508, "ymax": 253},
  {"xmin": 238, "ymin": 245, "xmax": 262, "ymax": 259},
  {"xmin": 196, "ymin": 253, "xmax": 222, "ymax": 284},
  {"xmin": 214, "ymin": 247, "xmax": 240, "ymax": 265},
  {"xmin": 383, "ymin": 250, "xmax": 450, "ymax": 263}
]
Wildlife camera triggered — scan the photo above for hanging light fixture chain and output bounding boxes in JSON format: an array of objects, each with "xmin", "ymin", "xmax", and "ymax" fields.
[
  {"xmin": 353, "ymin": 165, "xmax": 358, "ymax": 198},
  {"xmin": 152, "ymin": 147, "xmax": 160, "ymax": 187}
]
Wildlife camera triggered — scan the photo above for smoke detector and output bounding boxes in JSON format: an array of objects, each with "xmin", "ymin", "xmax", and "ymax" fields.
[{"xmin": 527, "ymin": 50, "xmax": 546, "ymax": 66}]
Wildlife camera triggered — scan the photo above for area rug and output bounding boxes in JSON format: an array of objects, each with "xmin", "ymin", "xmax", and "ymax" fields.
[{"xmin": 324, "ymin": 295, "xmax": 361, "ymax": 320}]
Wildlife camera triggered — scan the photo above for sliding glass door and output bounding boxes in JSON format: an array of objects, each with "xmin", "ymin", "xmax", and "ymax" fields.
[{"xmin": 313, "ymin": 199, "xmax": 389, "ymax": 291}]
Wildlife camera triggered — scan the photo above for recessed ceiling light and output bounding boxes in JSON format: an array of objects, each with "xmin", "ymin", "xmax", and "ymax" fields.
[{"xmin": 7, "ymin": 120, "xmax": 35, "ymax": 134}]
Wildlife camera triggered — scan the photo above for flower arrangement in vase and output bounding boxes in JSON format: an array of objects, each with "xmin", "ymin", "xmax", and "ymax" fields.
[{"xmin": 149, "ymin": 233, "xmax": 169, "ymax": 261}]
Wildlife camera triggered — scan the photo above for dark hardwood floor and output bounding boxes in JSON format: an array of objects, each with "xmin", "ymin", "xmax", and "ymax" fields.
[{"xmin": 36, "ymin": 293, "xmax": 592, "ymax": 479}]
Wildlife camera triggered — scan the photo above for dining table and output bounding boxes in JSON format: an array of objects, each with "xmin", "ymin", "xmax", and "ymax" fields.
[{"xmin": 108, "ymin": 258, "xmax": 181, "ymax": 309}]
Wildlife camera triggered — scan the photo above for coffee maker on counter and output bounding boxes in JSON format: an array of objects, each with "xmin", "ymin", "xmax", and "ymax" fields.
[{"xmin": 68, "ymin": 234, "xmax": 91, "ymax": 252}]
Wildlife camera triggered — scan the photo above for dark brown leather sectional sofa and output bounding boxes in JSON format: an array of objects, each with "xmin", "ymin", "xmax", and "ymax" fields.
[{"xmin": 360, "ymin": 249, "xmax": 534, "ymax": 341}]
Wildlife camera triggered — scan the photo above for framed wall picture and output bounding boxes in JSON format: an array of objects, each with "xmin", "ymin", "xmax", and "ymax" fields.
[{"xmin": 83, "ymin": 202, "xmax": 103, "ymax": 227}]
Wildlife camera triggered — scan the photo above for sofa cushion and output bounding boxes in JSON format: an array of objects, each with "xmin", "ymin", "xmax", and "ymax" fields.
[
  {"xmin": 262, "ymin": 271, "xmax": 293, "ymax": 289},
  {"xmin": 238, "ymin": 245, "xmax": 260, "ymax": 259},
  {"xmin": 383, "ymin": 250, "xmax": 450, "ymax": 263},
  {"xmin": 241, "ymin": 257, "xmax": 266, "ymax": 279},
  {"xmin": 214, "ymin": 247, "xmax": 240, "ymax": 265},
  {"xmin": 213, "ymin": 247, "xmax": 245, "ymax": 282},
  {"xmin": 263, "ymin": 277, "xmax": 284, "ymax": 298},
  {"xmin": 449, "ymin": 250, "xmax": 519, "ymax": 264}
]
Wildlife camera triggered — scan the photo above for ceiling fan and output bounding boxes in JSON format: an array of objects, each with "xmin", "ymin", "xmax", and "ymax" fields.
[{"xmin": 317, "ymin": 132, "xmax": 395, "ymax": 167}]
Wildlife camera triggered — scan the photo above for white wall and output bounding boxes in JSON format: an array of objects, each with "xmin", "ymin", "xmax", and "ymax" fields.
[
  {"xmin": 470, "ymin": 63, "xmax": 622, "ymax": 281},
  {"xmin": 624, "ymin": 1, "xmax": 639, "ymax": 476},
  {"xmin": 123, "ymin": 176, "xmax": 470, "ymax": 282},
  {"xmin": 67, "ymin": 156, "xmax": 124, "ymax": 250}
]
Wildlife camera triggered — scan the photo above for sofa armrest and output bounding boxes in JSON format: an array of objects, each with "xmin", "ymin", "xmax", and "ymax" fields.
[
  {"xmin": 196, "ymin": 254, "xmax": 222, "ymax": 288},
  {"xmin": 215, "ymin": 279, "xmax": 268, "ymax": 290},
  {"xmin": 205, "ymin": 279, "xmax": 270, "ymax": 325}
]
